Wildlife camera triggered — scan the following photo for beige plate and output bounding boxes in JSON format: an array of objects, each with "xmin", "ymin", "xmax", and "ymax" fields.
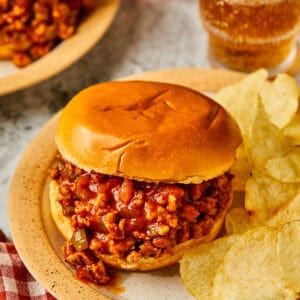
[
  {"xmin": 8, "ymin": 68, "xmax": 245, "ymax": 300},
  {"xmin": 0, "ymin": 0, "xmax": 119, "ymax": 96}
]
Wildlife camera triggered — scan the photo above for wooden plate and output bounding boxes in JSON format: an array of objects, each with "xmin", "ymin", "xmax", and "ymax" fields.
[
  {"xmin": 8, "ymin": 68, "xmax": 245, "ymax": 300},
  {"xmin": 0, "ymin": 0, "xmax": 119, "ymax": 96}
]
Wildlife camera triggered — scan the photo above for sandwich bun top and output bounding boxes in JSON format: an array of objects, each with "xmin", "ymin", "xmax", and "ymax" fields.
[{"xmin": 55, "ymin": 81, "xmax": 241, "ymax": 183}]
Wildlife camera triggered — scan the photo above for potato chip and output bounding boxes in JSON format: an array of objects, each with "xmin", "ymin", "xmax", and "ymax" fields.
[
  {"xmin": 181, "ymin": 70, "xmax": 300, "ymax": 300},
  {"xmin": 225, "ymin": 207, "xmax": 253, "ymax": 235},
  {"xmin": 264, "ymin": 148, "xmax": 300, "ymax": 183},
  {"xmin": 244, "ymin": 95, "xmax": 300, "ymax": 225},
  {"xmin": 245, "ymin": 170, "xmax": 299, "ymax": 225},
  {"xmin": 247, "ymin": 98, "xmax": 289, "ymax": 168},
  {"xmin": 267, "ymin": 193, "xmax": 300, "ymax": 228},
  {"xmin": 259, "ymin": 73, "xmax": 299, "ymax": 129},
  {"xmin": 215, "ymin": 81, "xmax": 259, "ymax": 138},
  {"xmin": 179, "ymin": 235, "xmax": 239, "ymax": 300},
  {"xmin": 283, "ymin": 112, "xmax": 300, "ymax": 146},
  {"xmin": 215, "ymin": 69, "xmax": 298, "ymax": 133},
  {"xmin": 212, "ymin": 227, "xmax": 296, "ymax": 300},
  {"xmin": 278, "ymin": 221, "xmax": 300, "ymax": 293},
  {"xmin": 230, "ymin": 143, "xmax": 251, "ymax": 191}
]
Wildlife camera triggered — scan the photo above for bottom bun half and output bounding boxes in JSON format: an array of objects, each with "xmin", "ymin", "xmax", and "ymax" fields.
[{"xmin": 49, "ymin": 180, "xmax": 232, "ymax": 271}]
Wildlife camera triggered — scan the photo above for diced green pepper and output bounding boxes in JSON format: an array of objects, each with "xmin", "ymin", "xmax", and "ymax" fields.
[{"xmin": 71, "ymin": 229, "xmax": 88, "ymax": 252}]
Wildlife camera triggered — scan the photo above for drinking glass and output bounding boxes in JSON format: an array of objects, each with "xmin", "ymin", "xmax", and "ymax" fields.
[{"xmin": 199, "ymin": 0, "xmax": 300, "ymax": 75}]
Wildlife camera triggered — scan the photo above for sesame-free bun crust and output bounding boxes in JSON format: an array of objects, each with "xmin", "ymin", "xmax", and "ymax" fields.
[
  {"xmin": 56, "ymin": 81, "xmax": 241, "ymax": 183},
  {"xmin": 49, "ymin": 180, "xmax": 232, "ymax": 271}
]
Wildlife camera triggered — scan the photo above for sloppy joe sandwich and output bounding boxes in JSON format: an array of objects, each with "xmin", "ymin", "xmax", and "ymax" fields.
[{"xmin": 49, "ymin": 81, "xmax": 242, "ymax": 285}]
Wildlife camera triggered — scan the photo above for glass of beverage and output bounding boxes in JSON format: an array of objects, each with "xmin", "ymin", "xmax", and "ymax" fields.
[{"xmin": 199, "ymin": 0, "xmax": 300, "ymax": 74}]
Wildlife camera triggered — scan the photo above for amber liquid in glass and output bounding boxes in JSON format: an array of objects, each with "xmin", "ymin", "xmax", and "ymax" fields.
[{"xmin": 199, "ymin": 0, "xmax": 300, "ymax": 73}]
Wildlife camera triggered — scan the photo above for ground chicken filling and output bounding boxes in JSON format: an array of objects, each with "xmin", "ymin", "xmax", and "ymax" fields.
[{"xmin": 50, "ymin": 153, "xmax": 233, "ymax": 285}]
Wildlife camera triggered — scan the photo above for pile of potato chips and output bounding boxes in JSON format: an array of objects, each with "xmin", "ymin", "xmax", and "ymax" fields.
[{"xmin": 180, "ymin": 70, "xmax": 300, "ymax": 299}]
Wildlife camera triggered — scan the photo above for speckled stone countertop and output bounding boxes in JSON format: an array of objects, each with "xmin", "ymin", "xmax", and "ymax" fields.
[{"xmin": 1, "ymin": 0, "xmax": 300, "ymax": 239}]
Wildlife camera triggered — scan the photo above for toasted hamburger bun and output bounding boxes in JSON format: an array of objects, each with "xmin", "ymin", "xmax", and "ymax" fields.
[
  {"xmin": 55, "ymin": 81, "xmax": 242, "ymax": 184},
  {"xmin": 50, "ymin": 80, "xmax": 241, "ymax": 271}
]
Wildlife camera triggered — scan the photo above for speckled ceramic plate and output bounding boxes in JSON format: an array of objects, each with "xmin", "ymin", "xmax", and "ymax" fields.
[
  {"xmin": 0, "ymin": 0, "xmax": 119, "ymax": 96},
  {"xmin": 8, "ymin": 69, "xmax": 245, "ymax": 300}
]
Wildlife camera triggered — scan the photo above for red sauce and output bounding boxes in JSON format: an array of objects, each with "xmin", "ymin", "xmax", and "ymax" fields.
[{"xmin": 50, "ymin": 153, "xmax": 233, "ymax": 286}]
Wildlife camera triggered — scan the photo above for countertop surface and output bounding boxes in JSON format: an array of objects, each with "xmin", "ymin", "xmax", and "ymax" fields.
[{"xmin": 1, "ymin": 0, "xmax": 300, "ymax": 239}]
